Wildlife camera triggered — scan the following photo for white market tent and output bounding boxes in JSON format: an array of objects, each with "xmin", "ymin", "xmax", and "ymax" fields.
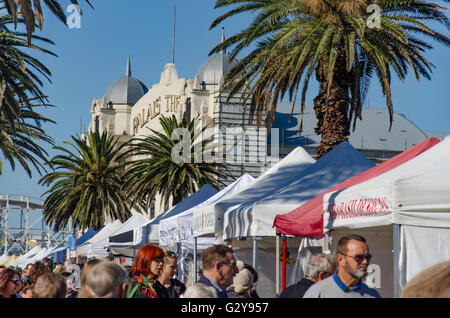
[
  {"xmin": 77, "ymin": 219, "xmax": 123, "ymax": 257},
  {"xmin": 193, "ymin": 146, "xmax": 316, "ymax": 242},
  {"xmin": 159, "ymin": 174, "xmax": 256, "ymax": 248},
  {"xmin": 108, "ymin": 184, "xmax": 219, "ymax": 258},
  {"xmin": 79, "ymin": 213, "xmax": 149, "ymax": 259},
  {"xmin": 7, "ymin": 245, "xmax": 43, "ymax": 267},
  {"xmin": 223, "ymin": 142, "xmax": 375, "ymax": 240},
  {"xmin": 323, "ymin": 136, "xmax": 450, "ymax": 298},
  {"xmin": 223, "ymin": 142, "xmax": 374, "ymax": 298},
  {"xmin": 158, "ymin": 174, "xmax": 256, "ymax": 284},
  {"xmin": 14, "ymin": 247, "xmax": 49, "ymax": 267}
]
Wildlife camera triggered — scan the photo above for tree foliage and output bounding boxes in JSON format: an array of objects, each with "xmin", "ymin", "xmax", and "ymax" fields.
[
  {"xmin": 210, "ymin": 0, "xmax": 450, "ymax": 156},
  {"xmin": 39, "ymin": 131, "xmax": 131, "ymax": 231},
  {"xmin": 123, "ymin": 114, "xmax": 229, "ymax": 212}
]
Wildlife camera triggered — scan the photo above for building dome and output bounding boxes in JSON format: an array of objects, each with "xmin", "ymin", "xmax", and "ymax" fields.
[
  {"xmin": 104, "ymin": 57, "xmax": 148, "ymax": 105},
  {"xmin": 196, "ymin": 52, "xmax": 237, "ymax": 85},
  {"xmin": 196, "ymin": 29, "xmax": 237, "ymax": 85}
]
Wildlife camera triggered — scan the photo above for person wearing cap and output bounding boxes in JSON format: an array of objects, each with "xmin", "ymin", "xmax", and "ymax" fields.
[
  {"xmin": 227, "ymin": 260, "xmax": 255, "ymax": 298},
  {"xmin": 303, "ymin": 234, "xmax": 381, "ymax": 298},
  {"xmin": 280, "ymin": 253, "xmax": 336, "ymax": 298}
]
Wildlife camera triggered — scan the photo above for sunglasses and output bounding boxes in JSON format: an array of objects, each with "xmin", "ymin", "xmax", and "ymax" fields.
[
  {"xmin": 151, "ymin": 258, "xmax": 164, "ymax": 263},
  {"xmin": 340, "ymin": 253, "xmax": 372, "ymax": 263},
  {"xmin": 10, "ymin": 279, "xmax": 20, "ymax": 285},
  {"xmin": 165, "ymin": 251, "xmax": 177, "ymax": 258}
]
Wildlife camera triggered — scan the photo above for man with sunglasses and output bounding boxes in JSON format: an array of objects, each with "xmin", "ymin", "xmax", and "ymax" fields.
[
  {"xmin": 197, "ymin": 244, "xmax": 239, "ymax": 298},
  {"xmin": 304, "ymin": 234, "xmax": 381, "ymax": 298}
]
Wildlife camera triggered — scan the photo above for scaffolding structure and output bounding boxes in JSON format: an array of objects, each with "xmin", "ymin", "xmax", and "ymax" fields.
[{"xmin": 0, "ymin": 194, "xmax": 71, "ymax": 256}]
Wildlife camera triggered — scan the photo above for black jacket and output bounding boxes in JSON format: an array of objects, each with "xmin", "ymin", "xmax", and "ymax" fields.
[{"xmin": 279, "ymin": 278, "xmax": 315, "ymax": 298}]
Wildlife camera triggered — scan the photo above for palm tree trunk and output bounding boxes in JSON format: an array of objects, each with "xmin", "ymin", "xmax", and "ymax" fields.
[{"xmin": 313, "ymin": 53, "xmax": 352, "ymax": 158}]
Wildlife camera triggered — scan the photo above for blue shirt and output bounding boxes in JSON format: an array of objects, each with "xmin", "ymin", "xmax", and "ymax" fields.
[{"xmin": 332, "ymin": 272, "xmax": 364, "ymax": 292}]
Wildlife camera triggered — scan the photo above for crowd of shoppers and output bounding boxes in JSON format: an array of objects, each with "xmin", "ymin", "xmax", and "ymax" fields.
[{"xmin": 0, "ymin": 234, "xmax": 447, "ymax": 298}]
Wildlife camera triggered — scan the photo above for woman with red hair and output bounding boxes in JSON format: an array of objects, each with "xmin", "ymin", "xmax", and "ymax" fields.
[{"xmin": 126, "ymin": 244, "xmax": 167, "ymax": 298}]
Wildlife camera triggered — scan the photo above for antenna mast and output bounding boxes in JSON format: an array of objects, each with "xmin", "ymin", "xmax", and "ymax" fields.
[{"xmin": 172, "ymin": 5, "xmax": 176, "ymax": 64}]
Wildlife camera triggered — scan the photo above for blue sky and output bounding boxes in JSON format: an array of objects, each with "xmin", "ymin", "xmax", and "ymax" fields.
[{"xmin": 1, "ymin": 0, "xmax": 449, "ymax": 205}]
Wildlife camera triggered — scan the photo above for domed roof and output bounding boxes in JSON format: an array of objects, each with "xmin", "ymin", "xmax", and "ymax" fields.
[
  {"xmin": 196, "ymin": 52, "xmax": 238, "ymax": 85},
  {"xmin": 104, "ymin": 57, "xmax": 148, "ymax": 105},
  {"xmin": 195, "ymin": 29, "xmax": 238, "ymax": 85}
]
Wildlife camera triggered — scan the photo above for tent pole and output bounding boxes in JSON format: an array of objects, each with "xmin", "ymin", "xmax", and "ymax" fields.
[
  {"xmin": 194, "ymin": 237, "xmax": 198, "ymax": 281},
  {"xmin": 282, "ymin": 237, "xmax": 287, "ymax": 291},
  {"xmin": 252, "ymin": 237, "xmax": 258, "ymax": 269},
  {"xmin": 276, "ymin": 235, "xmax": 280, "ymax": 297},
  {"xmin": 393, "ymin": 224, "xmax": 401, "ymax": 298}
]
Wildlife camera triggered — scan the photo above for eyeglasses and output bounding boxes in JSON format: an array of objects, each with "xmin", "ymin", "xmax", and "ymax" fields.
[
  {"xmin": 165, "ymin": 251, "xmax": 177, "ymax": 258},
  {"xmin": 340, "ymin": 253, "xmax": 372, "ymax": 263},
  {"xmin": 221, "ymin": 261, "xmax": 237, "ymax": 268},
  {"xmin": 10, "ymin": 279, "xmax": 20, "ymax": 285},
  {"xmin": 151, "ymin": 258, "xmax": 164, "ymax": 263}
]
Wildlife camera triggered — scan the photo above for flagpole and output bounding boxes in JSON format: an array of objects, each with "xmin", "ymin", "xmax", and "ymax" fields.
[{"xmin": 172, "ymin": 5, "xmax": 176, "ymax": 64}]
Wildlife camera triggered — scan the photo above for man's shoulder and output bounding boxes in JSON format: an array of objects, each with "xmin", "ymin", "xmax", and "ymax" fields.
[
  {"xmin": 197, "ymin": 274, "xmax": 211, "ymax": 286},
  {"xmin": 302, "ymin": 277, "xmax": 337, "ymax": 298},
  {"xmin": 280, "ymin": 278, "xmax": 316, "ymax": 298}
]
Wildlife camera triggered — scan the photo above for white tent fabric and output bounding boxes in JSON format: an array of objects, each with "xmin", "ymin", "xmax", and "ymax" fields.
[
  {"xmin": 121, "ymin": 184, "xmax": 219, "ymax": 247},
  {"xmin": 223, "ymin": 142, "xmax": 374, "ymax": 240},
  {"xmin": 8, "ymin": 245, "xmax": 43, "ymax": 267},
  {"xmin": 77, "ymin": 220, "xmax": 123, "ymax": 256},
  {"xmin": 323, "ymin": 136, "xmax": 450, "ymax": 229},
  {"xmin": 14, "ymin": 244, "xmax": 62, "ymax": 268},
  {"xmin": 83, "ymin": 213, "xmax": 149, "ymax": 258},
  {"xmin": 323, "ymin": 136, "xmax": 450, "ymax": 297},
  {"xmin": 15, "ymin": 247, "xmax": 49, "ymax": 267},
  {"xmin": 159, "ymin": 174, "xmax": 256, "ymax": 247},
  {"xmin": 193, "ymin": 146, "xmax": 316, "ymax": 241}
]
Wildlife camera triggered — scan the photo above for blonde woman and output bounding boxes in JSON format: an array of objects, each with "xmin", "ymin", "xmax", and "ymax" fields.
[{"xmin": 155, "ymin": 250, "xmax": 186, "ymax": 298}]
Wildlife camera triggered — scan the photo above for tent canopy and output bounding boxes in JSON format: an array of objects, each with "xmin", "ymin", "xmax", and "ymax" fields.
[
  {"xmin": 82, "ymin": 213, "xmax": 149, "ymax": 258},
  {"xmin": 323, "ymin": 137, "xmax": 448, "ymax": 230},
  {"xmin": 69, "ymin": 228, "xmax": 98, "ymax": 250},
  {"xmin": 77, "ymin": 220, "xmax": 123, "ymax": 256},
  {"xmin": 110, "ymin": 184, "xmax": 218, "ymax": 247},
  {"xmin": 274, "ymin": 137, "xmax": 440, "ymax": 237},
  {"xmin": 223, "ymin": 142, "xmax": 375, "ymax": 240},
  {"xmin": 193, "ymin": 146, "xmax": 316, "ymax": 240},
  {"xmin": 159, "ymin": 174, "xmax": 255, "ymax": 247},
  {"xmin": 107, "ymin": 213, "xmax": 150, "ymax": 244}
]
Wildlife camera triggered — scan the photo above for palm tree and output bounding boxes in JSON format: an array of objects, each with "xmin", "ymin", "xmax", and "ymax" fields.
[
  {"xmin": 210, "ymin": 0, "xmax": 450, "ymax": 157},
  {"xmin": 0, "ymin": 96, "xmax": 54, "ymax": 177},
  {"xmin": 3, "ymin": 0, "xmax": 94, "ymax": 43},
  {"xmin": 0, "ymin": 14, "xmax": 56, "ymax": 129},
  {"xmin": 123, "ymin": 114, "xmax": 229, "ymax": 212},
  {"xmin": 38, "ymin": 131, "xmax": 131, "ymax": 231}
]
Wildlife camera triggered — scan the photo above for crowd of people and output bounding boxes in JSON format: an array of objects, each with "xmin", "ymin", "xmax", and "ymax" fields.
[{"xmin": 0, "ymin": 234, "xmax": 448, "ymax": 298}]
